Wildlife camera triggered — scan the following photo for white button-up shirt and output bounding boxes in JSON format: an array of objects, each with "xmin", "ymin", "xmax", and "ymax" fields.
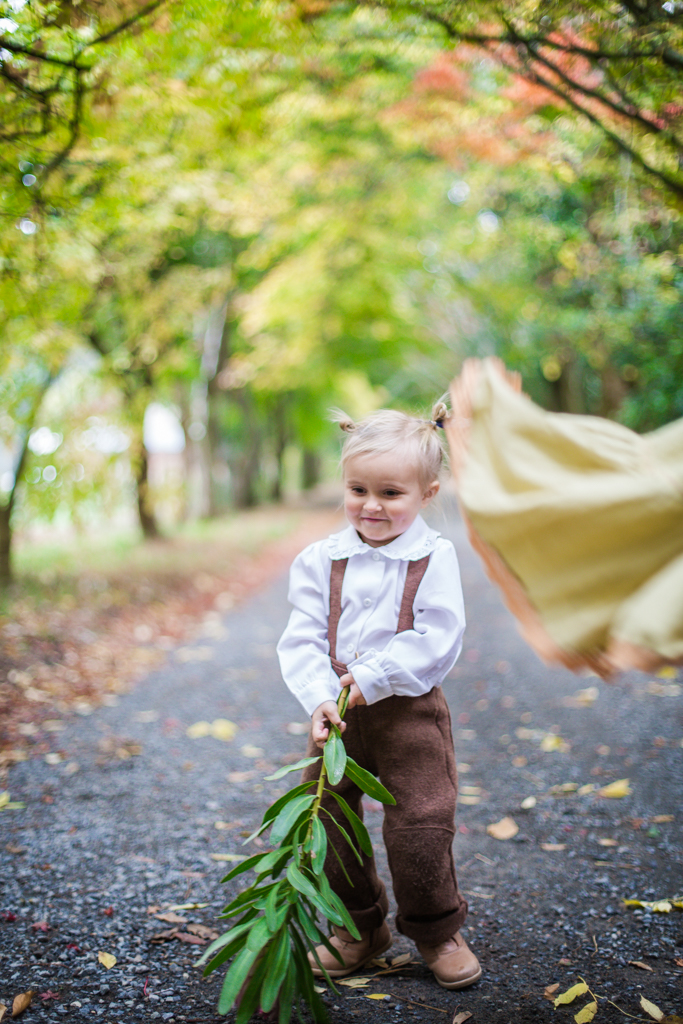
[{"xmin": 277, "ymin": 515, "xmax": 466, "ymax": 716}]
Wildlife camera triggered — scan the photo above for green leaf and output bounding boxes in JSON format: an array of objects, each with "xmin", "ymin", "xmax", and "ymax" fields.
[
  {"xmin": 262, "ymin": 781, "xmax": 315, "ymax": 824},
  {"xmin": 195, "ymin": 912, "xmax": 257, "ymax": 966},
  {"xmin": 246, "ymin": 915, "xmax": 275, "ymax": 953},
  {"xmin": 286, "ymin": 863, "xmax": 344, "ymax": 927},
  {"xmin": 326, "ymin": 790, "xmax": 372, "ymax": 856},
  {"xmin": 291, "ymin": 924, "xmax": 330, "ymax": 1022},
  {"xmin": 310, "ymin": 815, "xmax": 328, "ymax": 875},
  {"xmin": 254, "ymin": 845, "xmax": 293, "ymax": 880},
  {"xmin": 265, "ymin": 881, "xmax": 284, "ymax": 931},
  {"xmin": 323, "ymin": 729, "xmax": 346, "ymax": 786},
  {"xmin": 241, "ymin": 819, "xmax": 272, "ymax": 846},
  {"xmin": 261, "ymin": 926, "xmax": 292, "ymax": 1012},
  {"xmin": 344, "ymin": 756, "xmax": 396, "ymax": 805},
  {"xmin": 327, "ymin": 836, "xmax": 355, "ymax": 887},
  {"xmin": 295, "ymin": 902, "xmax": 343, "ymax": 965},
  {"xmin": 270, "ymin": 794, "xmax": 315, "ymax": 844},
  {"xmin": 264, "ymin": 756, "xmax": 321, "ymax": 781},
  {"xmin": 277, "ymin": 958, "xmax": 297, "ymax": 1024},
  {"xmin": 318, "ymin": 871, "xmax": 360, "ymax": 939},
  {"xmin": 220, "ymin": 883, "xmax": 278, "ymax": 919},
  {"xmin": 200, "ymin": 932, "xmax": 249, "ymax": 976},
  {"xmin": 319, "ymin": 806, "xmax": 364, "ymax": 865},
  {"xmin": 217, "ymin": 944, "xmax": 261, "ymax": 1015},
  {"xmin": 234, "ymin": 950, "xmax": 270, "ymax": 1024},
  {"xmin": 220, "ymin": 850, "xmax": 271, "ymax": 883}
]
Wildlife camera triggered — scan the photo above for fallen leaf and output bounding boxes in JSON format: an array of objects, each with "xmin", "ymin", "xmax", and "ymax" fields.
[
  {"xmin": 371, "ymin": 958, "xmax": 388, "ymax": 969},
  {"xmin": 558, "ymin": 957, "xmax": 573, "ymax": 966},
  {"xmin": 459, "ymin": 795, "xmax": 481, "ymax": 805},
  {"xmin": 210, "ymin": 853, "xmax": 247, "ymax": 862},
  {"xmin": 214, "ymin": 820, "xmax": 239, "ymax": 830},
  {"xmin": 39, "ymin": 991, "xmax": 59, "ymax": 1001},
  {"xmin": 652, "ymin": 815, "xmax": 674, "ymax": 823},
  {"xmin": 521, "ymin": 796, "xmax": 537, "ymax": 809},
  {"xmin": 11, "ymin": 992, "xmax": 33, "ymax": 1017},
  {"xmin": 185, "ymin": 924, "xmax": 219, "ymax": 940},
  {"xmin": 657, "ymin": 666, "xmax": 678, "ymax": 678},
  {"xmin": 240, "ymin": 744, "xmax": 264, "ymax": 758},
  {"xmin": 366, "ymin": 994, "xmax": 390, "ymax": 1000},
  {"xmin": 641, "ymin": 996, "xmax": 665, "ymax": 1021},
  {"xmin": 487, "ymin": 816, "xmax": 519, "ymax": 840},
  {"xmin": 629, "ymin": 961, "xmax": 653, "ymax": 971},
  {"xmin": 453, "ymin": 1013, "xmax": 472, "ymax": 1024},
  {"xmin": 391, "ymin": 953, "xmax": 413, "ymax": 967},
  {"xmin": 31, "ymin": 921, "xmax": 49, "ymax": 932},
  {"xmin": 5, "ymin": 844, "xmax": 25, "ymax": 854},
  {"xmin": 675, "ymin": 958, "xmax": 683, "ymax": 967},
  {"xmin": 554, "ymin": 982, "xmax": 589, "ymax": 1006},
  {"xmin": 228, "ymin": 771, "xmax": 255, "ymax": 783},
  {"xmin": 0, "ymin": 792, "xmax": 9, "ymax": 809},
  {"xmin": 97, "ymin": 951, "xmax": 116, "ymax": 969},
  {"xmin": 575, "ymin": 686, "xmax": 599, "ymax": 706},
  {"xmin": 186, "ymin": 721, "xmax": 212, "ymax": 738},
  {"xmin": 154, "ymin": 912, "xmax": 188, "ymax": 924},
  {"xmin": 173, "ymin": 932, "xmax": 206, "ymax": 945},
  {"xmin": 541, "ymin": 843, "xmax": 566, "ymax": 851},
  {"xmin": 166, "ymin": 902, "xmax": 209, "ymax": 911},
  {"xmin": 338, "ymin": 977, "xmax": 370, "ymax": 988},
  {"xmin": 0, "ymin": 1005, "xmax": 6, "ymax": 1022},
  {"xmin": 623, "ymin": 899, "xmax": 673, "ymax": 913},
  {"xmin": 541, "ymin": 733, "xmax": 571, "ymax": 753},
  {"xmin": 577, "ymin": 783, "xmax": 596, "ymax": 796},
  {"xmin": 574, "ymin": 1000, "xmax": 598, "ymax": 1023},
  {"xmin": 544, "ymin": 983, "xmax": 560, "ymax": 1000},
  {"xmin": 313, "ymin": 985, "xmax": 326, "ymax": 994},
  {"xmin": 286, "ymin": 722, "xmax": 309, "ymax": 735},
  {"xmin": 660, "ymin": 1017, "xmax": 683, "ymax": 1024},
  {"xmin": 212, "ymin": 719, "xmax": 238, "ymax": 742},
  {"xmin": 598, "ymin": 778, "xmax": 632, "ymax": 798},
  {"xmin": 597, "ymin": 837, "xmax": 618, "ymax": 847}
]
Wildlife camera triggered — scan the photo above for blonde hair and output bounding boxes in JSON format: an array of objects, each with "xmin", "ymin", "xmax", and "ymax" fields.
[{"xmin": 332, "ymin": 400, "xmax": 449, "ymax": 488}]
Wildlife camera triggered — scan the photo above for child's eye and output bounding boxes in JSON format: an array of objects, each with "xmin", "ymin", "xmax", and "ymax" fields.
[
  {"xmin": 350, "ymin": 486, "xmax": 366, "ymax": 494},
  {"xmin": 383, "ymin": 490, "xmax": 402, "ymax": 497}
]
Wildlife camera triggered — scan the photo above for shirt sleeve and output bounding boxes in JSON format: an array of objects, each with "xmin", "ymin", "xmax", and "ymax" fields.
[
  {"xmin": 276, "ymin": 543, "xmax": 342, "ymax": 717},
  {"xmin": 348, "ymin": 540, "xmax": 466, "ymax": 705}
]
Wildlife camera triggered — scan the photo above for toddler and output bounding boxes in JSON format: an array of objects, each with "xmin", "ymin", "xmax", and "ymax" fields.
[{"xmin": 276, "ymin": 403, "xmax": 481, "ymax": 990}]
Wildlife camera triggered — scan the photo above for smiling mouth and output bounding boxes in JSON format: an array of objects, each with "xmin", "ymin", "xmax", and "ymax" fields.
[{"xmin": 361, "ymin": 516, "xmax": 388, "ymax": 522}]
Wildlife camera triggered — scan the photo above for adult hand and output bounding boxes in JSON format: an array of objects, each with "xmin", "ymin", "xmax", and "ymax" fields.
[{"xmin": 311, "ymin": 700, "xmax": 346, "ymax": 749}]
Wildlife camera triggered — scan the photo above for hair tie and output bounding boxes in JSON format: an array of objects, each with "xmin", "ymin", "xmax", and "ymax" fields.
[{"xmin": 431, "ymin": 419, "xmax": 445, "ymax": 429}]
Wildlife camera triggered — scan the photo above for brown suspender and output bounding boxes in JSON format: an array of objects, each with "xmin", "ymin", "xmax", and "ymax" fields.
[{"xmin": 327, "ymin": 554, "xmax": 431, "ymax": 679}]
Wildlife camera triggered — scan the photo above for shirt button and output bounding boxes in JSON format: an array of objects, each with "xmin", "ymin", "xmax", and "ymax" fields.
[
  {"xmin": 346, "ymin": 643, "xmax": 354, "ymax": 653},
  {"xmin": 372, "ymin": 552, "xmax": 380, "ymax": 561},
  {"xmin": 363, "ymin": 598, "xmax": 372, "ymax": 607}
]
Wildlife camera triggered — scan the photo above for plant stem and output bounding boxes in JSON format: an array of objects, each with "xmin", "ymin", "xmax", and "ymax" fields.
[{"xmin": 306, "ymin": 686, "xmax": 351, "ymax": 846}]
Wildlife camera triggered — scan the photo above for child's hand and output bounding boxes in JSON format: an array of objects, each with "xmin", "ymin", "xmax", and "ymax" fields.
[
  {"xmin": 340, "ymin": 673, "xmax": 367, "ymax": 709},
  {"xmin": 311, "ymin": 700, "xmax": 346, "ymax": 749}
]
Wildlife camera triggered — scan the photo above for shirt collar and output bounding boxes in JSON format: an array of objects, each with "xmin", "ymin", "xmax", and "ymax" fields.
[{"xmin": 328, "ymin": 514, "xmax": 440, "ymax": 561}]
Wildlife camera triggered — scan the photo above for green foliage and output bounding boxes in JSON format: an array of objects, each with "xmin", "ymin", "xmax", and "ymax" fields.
[{"xmin": 197, "ymin": 687, "xmax": 394, "ymax": 1021}]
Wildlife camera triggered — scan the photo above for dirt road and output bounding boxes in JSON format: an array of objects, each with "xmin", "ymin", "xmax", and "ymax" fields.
[{"xmin": 2, "ymin": 502, "xmax": 682, "ymax": 1023}]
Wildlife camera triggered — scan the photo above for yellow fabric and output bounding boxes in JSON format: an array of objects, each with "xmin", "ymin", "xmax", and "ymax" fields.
[{"xmin": 446, "ymin": 359, "xmax": 683, "ymax": 673}]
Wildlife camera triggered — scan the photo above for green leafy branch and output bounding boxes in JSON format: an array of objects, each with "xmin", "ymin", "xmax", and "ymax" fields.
[{"xmin": 197, "ymin": 686, "xmax": 395, "ymax": 1023}]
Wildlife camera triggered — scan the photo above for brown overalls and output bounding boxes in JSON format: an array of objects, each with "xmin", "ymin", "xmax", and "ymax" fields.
[{"xmin": 302, "ymin": 555, "xmax": 468, "ymax": 945}]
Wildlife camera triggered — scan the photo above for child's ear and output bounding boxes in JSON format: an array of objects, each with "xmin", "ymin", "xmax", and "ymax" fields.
[{"xmin": 421, "ymin": 479, "xmax": 440, "ymax": 506}]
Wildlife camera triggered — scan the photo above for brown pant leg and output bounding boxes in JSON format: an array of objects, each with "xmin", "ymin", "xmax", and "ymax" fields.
[
  {"xmin": 367, "ymin": 688, "xmax": 468, "ymax": 945},
  {"xmin": 302, "ymin": 710, "xmax": 389, "ymax": 932}
]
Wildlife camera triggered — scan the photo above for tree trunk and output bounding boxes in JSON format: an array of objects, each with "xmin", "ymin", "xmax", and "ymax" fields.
[
  {"xmin": 302, "ymin": 448, "xmax": 321, "ymax": 491},
  {"xmin": 232, "ymin": 389, "xmax": 261, "ymax": 508},
  {"xmin": 134, "ymin": 443, "xmax": 160, "ymax": 539},
  {"xmin": 271, "ymin": 396, "xmax": 288, "ymax": 502},
  {"xmin": 0, "ymin": 501, "xmax": 12, "ymax": 586}
]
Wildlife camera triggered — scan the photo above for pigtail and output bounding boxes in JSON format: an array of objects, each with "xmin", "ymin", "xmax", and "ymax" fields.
[
  {"xmin": 430, "ymin": 398, "xmax": 450, "ymax": 429},
  {"xmin": 329, "ymin": 408, "xmax": 357, "ymax": 433}
]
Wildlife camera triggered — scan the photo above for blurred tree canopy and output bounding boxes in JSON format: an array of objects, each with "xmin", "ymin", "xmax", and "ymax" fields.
[{"xmin": 1, "ymin": 0, "xmax": 681, "ymax": 581}]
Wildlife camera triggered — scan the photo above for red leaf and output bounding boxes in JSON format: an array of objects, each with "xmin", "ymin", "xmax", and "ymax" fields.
[
  {"xmin": 31, "ymin": 921, "xmax": 49, "ymax": 932},
  {"xmin": 1, "ymin": 912, "xmax": 17, "ymax": 922},
  {"xmin": 102, "ymin": 907, "xmax": 114, "ymax": 917}
]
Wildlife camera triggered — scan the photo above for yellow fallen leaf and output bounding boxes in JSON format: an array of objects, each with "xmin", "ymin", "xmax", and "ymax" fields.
[
  {"xmin": 186, "ymin": 721, "xmax": 212, "ymax": 739},
  {"xmin": 598, "ymin": 778, "xmax": 632, "ymax": 798},
  {"xmin": 459, "ymin": 795, "xmax": 481, "ymax": 805},
  {"xmin": 240, "ymin": 744, "xmax": 263, "ymax": 757},
  {"xmin": 166, "ymin": 902, "xmax": 209, "ymax": 911},
  {"xmin": 453, "ymin": 1013, "xmax": 472, "ymax": 1023},
  {"xmin": 338, "ymin": 977, "xmax": 370, "ymax": 988},
  {"xmin": 652, "ymin": 815, "xmax": 674, "ymax": 823},
  {"xmin": 390, "ymin": 952, "xmax": 413, "ymax": 967},
  {"xmin": 624, "ymin": 899, "xmax": 674, "ymax": 913},
  {"xmin": 0, "ymin": 792, "xmax": 9, "ymax": 809},
  {"xmin": 574, "ymin": 686, "xmax": 599, "ymax": 706},
  {"xmin": 541, "ymin": 843, "xmax": 566, "ymax": 851},
  {"xmin": 629, "ymin": 961, "xmax": 653, "ymax": 971},
  {"xmin": 574, "ymin": 1000, "xmax": 598, "ymax": 1023},
  {"xmin": 366, "ymin": 994, "xmax": 390, "ymax": 1000},
  {"xmin": 486, "ymin": 816, "xmax": 519, "ymax": 840},
  {"xmin": 0, "ymin": 1004, "xmax": 6, "ymax": 1022},
  {"xmin": 598, "ymin": 838, "xmax": 618, "ymax": 847},
  {"xmin": 578, "ymin": 783, "xmax": 596, "ymax": 796},
  {"xmin": 541, "ymin": 733, "xmax": 570, "ymax": 753},
  {"xmin": 11, "ymin": 991, "xmax": 33, "ymax": 1017},
  {"xmin": 554, "ymin": 982, "xmax": 589, "ymax": 1007},
  {"xmin": 313, "ymin": 986, "xmax": 326, "ymax": 994},
  {"xmin": 641, "ymin": 996, "xmax": 665, "ymax": 1021},
  {"xmin": 521, "ymin": 796, "xmax": 537, "ymax": 809},
  {"xmin": 97, "ymin": 951, "xmax": 116, "ymax": 969},
  {"xmin": 212, "ymin": 719, "xmax": 238, "ymax": 742},
  {"xmin": 286, "ymin": 722, "xmax": 309, "ymax": 735},
  {"xmin": 657, "ymin": 666, "xmax": 678, "ymax": 678},
  {"xmin": 550, "ymin": 782, "xmax": 578, "ymax": 794},
  {"xmin": 210, "ymin": 853, "xmax": 247, "ymax": 862}
]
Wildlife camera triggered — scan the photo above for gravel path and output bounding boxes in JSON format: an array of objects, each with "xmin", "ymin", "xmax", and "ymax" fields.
[{"xmin": 2, "ymin": 503, "xmax": 682, "ymax": 1024}]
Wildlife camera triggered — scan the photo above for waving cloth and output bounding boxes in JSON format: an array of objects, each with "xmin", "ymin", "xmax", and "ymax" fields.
[{"xmin": 444, "ymin": 358, "xmax": 683, "ymax": 676}]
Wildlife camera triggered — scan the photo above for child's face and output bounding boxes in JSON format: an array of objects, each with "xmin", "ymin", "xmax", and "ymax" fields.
[{"xmin": 343, "ymin": 452, "xmax": 439, "ymax": 547}]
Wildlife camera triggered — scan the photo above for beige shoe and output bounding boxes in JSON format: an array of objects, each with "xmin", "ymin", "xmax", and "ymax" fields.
[
  {"xmin": 417, "ymin": 931, "xmax": 482, "ymax": 989},
  {"xmin": 308, "ymin": 922, "xmax": 392, "ymax": 978}
]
